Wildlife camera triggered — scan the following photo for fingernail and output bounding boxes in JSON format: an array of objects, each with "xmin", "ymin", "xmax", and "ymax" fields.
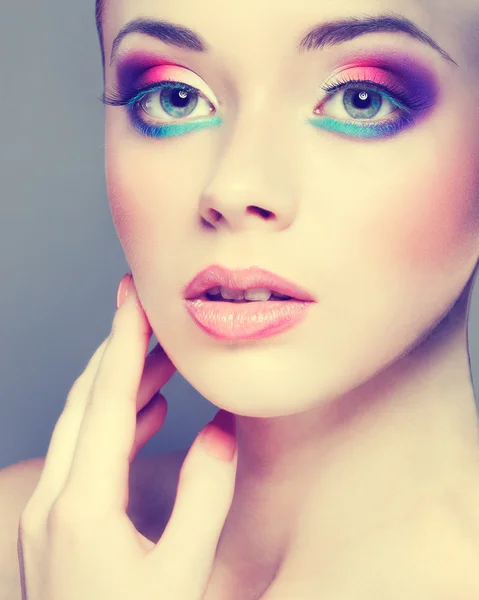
[
  {"xmin": 116, "ymin": 273, "xmax": 132, "ymax": 309},
  {"xmin": 200, "ymin": 410, "xmax": 237, "ymax": 462}
]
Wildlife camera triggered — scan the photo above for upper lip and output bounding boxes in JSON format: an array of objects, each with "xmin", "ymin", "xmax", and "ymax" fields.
[{"xmin": 183, "ymin": 265, "xmax": 317, "ymax": 302}]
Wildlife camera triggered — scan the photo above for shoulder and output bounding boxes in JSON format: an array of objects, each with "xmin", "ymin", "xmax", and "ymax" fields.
[
  {"xmin": 0, "ymin": 449, "xmax": 188, "ymax": 599},
  {"xmin": 0, "ymin": 457, "xmax": 46, "ymax": 599},
  {"xmin": 0, "ymin": 456, "xmax": 46, "ymax": 543}
]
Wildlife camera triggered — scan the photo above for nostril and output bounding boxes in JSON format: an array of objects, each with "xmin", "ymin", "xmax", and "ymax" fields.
[
  {"xmin": 247, "ymin": 206, "xmax": 274, "ymax": 219},
  {"xmin": 210, "ymin": 209, "xmax": 222, "ymax": 223},
  {"xmin": 201, "ymin": 213, "xmax": 219, "ymax": 229}
]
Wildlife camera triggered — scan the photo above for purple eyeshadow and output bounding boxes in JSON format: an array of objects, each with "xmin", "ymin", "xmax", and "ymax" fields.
[{"xmin": 334, "ymin": 48, "xmax": 440, "ymax": 107}]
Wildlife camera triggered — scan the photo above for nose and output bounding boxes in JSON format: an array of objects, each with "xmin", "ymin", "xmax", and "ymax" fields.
[{"xmin": 198, "ymin": 116, "xmax": 298, "ymax": 233}]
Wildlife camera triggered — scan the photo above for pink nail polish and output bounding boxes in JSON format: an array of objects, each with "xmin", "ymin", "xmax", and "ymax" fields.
[
  {"xmin": 200, "ymin": 410, "xmax": 237, "ymax": 461},
  {"xmin": 116, "ymin": 273, "xmax": 132, "ymax": 309}
]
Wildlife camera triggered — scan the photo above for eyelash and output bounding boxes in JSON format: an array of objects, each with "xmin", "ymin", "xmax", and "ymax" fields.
[
  {"xmin": 100, "ymin": 73, "xmax": 429, "ymax": 140},
  {"xmin": 320, "ymin": 72, "xmax": 425, "ymax": 111},
  {"xmin": 312, "ymin": 72, "xmax": 431, "ymax": 139},
  {"xmin": 101, "ymin": 80, "xmax": 220, "ymax": 139}
]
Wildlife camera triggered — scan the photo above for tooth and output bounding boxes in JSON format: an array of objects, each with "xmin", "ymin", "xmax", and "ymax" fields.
[
  {"xmin": 244, "ymin": 288, "xmax": 273, "ymax": 301},
  {"xmin": 207, "ymin": 286, "xmax": 221, "ymax": 295},
  {"xmin": 220, "ymin": 287, "xmax": 245, "ymax": 300},
  {"xmin": 208, "ymin": 286, "xmax": 290, "ymax": 301}
]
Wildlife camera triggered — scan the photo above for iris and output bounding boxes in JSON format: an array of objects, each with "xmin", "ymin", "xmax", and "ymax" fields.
[{"xmin": 101, "ymin": 72, "xmax": 432, "ymax": 141}]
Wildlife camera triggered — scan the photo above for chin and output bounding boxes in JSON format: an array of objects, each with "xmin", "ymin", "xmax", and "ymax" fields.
[{"xmin": 171, "ymin": 347, "xmax": 393, "ymax": 419}]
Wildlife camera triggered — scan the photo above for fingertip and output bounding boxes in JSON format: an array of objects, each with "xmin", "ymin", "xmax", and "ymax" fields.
[
  {"xmin": 126, "ymin": 277, "xmax": 154, "ymax": 337},
  {"xmin": 210, "ymin": 410, "xmax": 236, "ymax": 436},
  {"xmin": 199, "ymin": 410, "xmax": 237, "ymax": 462},
  {"xmin": 116, "ymin": 273, "xmax": 133, "ymax": 310}
]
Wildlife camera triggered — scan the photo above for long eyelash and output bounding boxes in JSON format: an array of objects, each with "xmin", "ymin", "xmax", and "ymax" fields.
[
  {"xmin": 321, "ymin": 74, "xmax": 430, "ymax": 112},
  {"xmin": 99, "ymin": 80, "xmax": 201, "ymax": 108}
]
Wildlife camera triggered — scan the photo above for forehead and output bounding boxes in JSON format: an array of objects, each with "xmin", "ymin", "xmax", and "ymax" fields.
[{"xmin": 102, "ymin": 0, "xmax": 477, "ymax": 75}]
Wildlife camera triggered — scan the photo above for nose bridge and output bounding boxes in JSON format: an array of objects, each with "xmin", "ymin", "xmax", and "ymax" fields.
[
  {"xmin": 209, "ymin": 85, "xmax": 292, "ymax": 190},
  {"xmin": 199, "ymin": 101, "xmax": 297, "ymax": 232},
  {"xmin": 197, "ymin": 65, "xmax": 300, "ymax": 232}
]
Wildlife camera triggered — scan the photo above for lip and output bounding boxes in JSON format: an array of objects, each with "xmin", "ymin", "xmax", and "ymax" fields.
[
  {"xmin": 184, "ymin": 298, "xmax": 314, "ymax": 341},
  {"xmin": 183, "ymin": 265, "xmax": 317, "ymax": 302}
]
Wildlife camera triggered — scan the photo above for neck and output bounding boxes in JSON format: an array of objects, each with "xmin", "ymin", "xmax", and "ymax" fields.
[{"xmin": 208, "ymin": 284, "xmax": 479, "ymax": 597}]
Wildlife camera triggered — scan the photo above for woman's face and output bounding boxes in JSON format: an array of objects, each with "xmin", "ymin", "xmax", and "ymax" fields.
[{"xmin": 102, "ymin": 0, "xmax": 479, "ymax": 417}]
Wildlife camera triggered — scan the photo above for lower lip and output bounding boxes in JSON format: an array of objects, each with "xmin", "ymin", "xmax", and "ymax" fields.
[{"xmin": 184, "ymin": 297, "xmax": 313, "ymax": 340}]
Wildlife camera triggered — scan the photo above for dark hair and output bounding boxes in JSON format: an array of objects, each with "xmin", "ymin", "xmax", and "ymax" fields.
[{"xmin": 95, "ymin": 0, "xmax": 106, "ymax": 78}]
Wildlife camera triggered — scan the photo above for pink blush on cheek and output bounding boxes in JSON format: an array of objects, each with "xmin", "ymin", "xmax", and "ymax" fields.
[
  {"xmin": 108, "ymin": 192, "xmax": 134, "ymax": 254},
  {"xmin": 106, "ymin": 151, "xmax": 181, "ymax": 264},
  {"xmin": 380, "ymin": 81, "xmax": 479, "ymax": 274},
  {"xmin": 105, "ymin": 157, "xmax": 142, "ymax": 257},
  {"xmin": 387, "ymin": 158, "xmax": 479, "ymax": 275}
]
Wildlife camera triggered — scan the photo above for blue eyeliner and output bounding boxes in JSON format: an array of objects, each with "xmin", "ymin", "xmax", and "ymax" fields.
[
  {"xmin": 306, "ymin": 74, "xmax": 424, "ymax": 139},
  {"xmin": 102, "ymin": 79, "xmax": 222, "ymax": 139},
  {"xmin": 306, "ymin": 111, "xmax": 415, "ymax": 139},
  {"xmin": 101, "ymin": 69, "xmax": 431, "ymax": 141},
  {"xmin": 130, "ymin": 113, "xmax": 222, "ymax": 139}
]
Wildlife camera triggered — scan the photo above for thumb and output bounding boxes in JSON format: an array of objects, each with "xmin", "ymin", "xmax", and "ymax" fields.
[{"xmin": 145, "ymin": 410, "xmax": 237, "ymax": 592}]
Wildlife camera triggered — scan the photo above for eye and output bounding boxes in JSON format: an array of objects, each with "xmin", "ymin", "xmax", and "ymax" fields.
[
  {"xmin": 101, "ymin": 79, "xmax": 222, "ymax": 139},
  {"xmin": 138, "ymin": 81, "xmax": 215, "ymax": 122},
  {"xmin": 318, "ymin": 84, "xmax": 399, "ymax": 122},
  {"xmin": 307, "ymin": 71, "xmax": 429, "ymax": 140}
]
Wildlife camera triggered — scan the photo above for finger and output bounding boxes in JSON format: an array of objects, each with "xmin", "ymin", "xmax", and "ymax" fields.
[
  {"xmin": 62, "ymin": 278, "xmax": 154, "ymax": 514},
  {"xmin": 128, "ymin": 393, "xmax": 168, "ymax": 464},
  {"xmin": 146, "ymin": 411, "xmax": 237, "ymax": 594},
  {"xmin": 31, "ymin": 341, "xmax": 172, "ymax": 514},
  {"xmin": 136, "ymin": 345, "xmax": 176, "ymax": 414},
  {"xmin": 23, "ymin": 336, "xmax": 110, "ymax": 521},
  {"xmin": 26, "ymin": 294, "xmax": 174, "ymax": 521}
]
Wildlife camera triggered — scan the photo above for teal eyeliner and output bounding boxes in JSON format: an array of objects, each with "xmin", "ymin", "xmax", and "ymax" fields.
[{"xmin": 101, "ymin": 69, "xmax": 431, "ymax": 141}]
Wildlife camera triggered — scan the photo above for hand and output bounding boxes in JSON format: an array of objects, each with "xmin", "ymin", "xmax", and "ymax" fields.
[{"xmin": 17, "ymin": 274, "xmax": 238, "ymax": 600}]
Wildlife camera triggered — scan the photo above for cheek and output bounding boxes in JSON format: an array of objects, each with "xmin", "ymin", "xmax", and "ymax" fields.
[
  {"xmin": 105, "ymin": 146, "xmax": 187, "ymax": 261},
  {"xmin": 386, "ymin": 157, "xmax": 479, "ymax": 277},
  {"xmin": 359, "ymin": 123, "xmax": 479, "ymax": 278},
  {"xmin": 397, "ymin": 173, "xmax": 478, "ymax": 271},
  {"xmin": 104, "ymin": 109, "xmax": 212, "ymax": 255}
]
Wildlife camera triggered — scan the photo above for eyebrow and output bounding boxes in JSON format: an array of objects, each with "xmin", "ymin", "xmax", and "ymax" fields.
[{"xmin": 109, "ymin": 12, "xmax": 458, "ymax": 68}]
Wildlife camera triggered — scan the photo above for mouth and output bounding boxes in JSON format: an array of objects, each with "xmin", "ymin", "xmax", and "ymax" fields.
[
  {"xmin": 183, "ymin": 265, "xmax": 317, "ymax": 303},
  {"xmin": 201, "ymin": 287, "xmax": 293, "ymax": 303},
  {"xmin": 184, "ymin": 278, "xmax": 315, "ymax": 341}
]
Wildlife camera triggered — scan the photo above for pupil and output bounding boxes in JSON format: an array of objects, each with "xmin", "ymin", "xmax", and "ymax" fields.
[
  {"xmin": 354, "ymin": 90, "xmax": 371, "ymax": 109},
  {"xmin": 173, "ymin": 90, "xmax": 190, "ymax": 108},
  {"xmin": 344, "ymin": 87, "xmax": 381, "ymax": 120},
  {"xmin": 161, "ymin": 87, "xmax": 198, "ymax": 118}
]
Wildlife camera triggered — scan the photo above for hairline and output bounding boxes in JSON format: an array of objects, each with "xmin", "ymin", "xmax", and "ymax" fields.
[{"xmin": 96, "ymin": 0, "xmax": 106, "ymax": 80}]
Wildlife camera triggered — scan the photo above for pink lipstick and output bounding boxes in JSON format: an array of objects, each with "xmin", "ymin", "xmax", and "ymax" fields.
[{"xmin": 183, "ymin": 265, "xmax": 317, "ymax": 341}]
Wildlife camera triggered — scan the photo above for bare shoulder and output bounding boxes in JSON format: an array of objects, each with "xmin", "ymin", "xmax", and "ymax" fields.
[
  {"xmin": 0, "ymin": 457, "xmax": 46, "ymax": 600},
  {"xmin": 0, "ymin": 449, "xmax": 188, "ymax": 599}
]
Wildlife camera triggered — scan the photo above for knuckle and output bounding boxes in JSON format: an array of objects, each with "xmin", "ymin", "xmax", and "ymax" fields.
[
  {"xmin": 19, "ymin": 504, "xmax": 43, "ymax": 537},
  {"xmin": 48, "ymin": 495, "xmax": 86, "ymax": 531},
  {"xmin": 67, "ymin": 336, "xmax": 111, "ymax": 398},
  {"xmin": 110, "ymin": 320, "xmax": 119, "ymax": 338},
  {"xmin": 68, "ymin": 372, "xmax": 90, "ymax": 401}
]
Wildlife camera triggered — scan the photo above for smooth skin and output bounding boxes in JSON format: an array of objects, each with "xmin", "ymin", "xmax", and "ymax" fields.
[
  {"xmin": 15, "ymin": 1, "xmax": 479, "ymax": 599},
  {"xmin": 99, "ymin": 3, "xmax": 479, "ymax": 598},
  {"xmin": 16, "ymin": 275, "xmax": 237, "ymax": 600}
]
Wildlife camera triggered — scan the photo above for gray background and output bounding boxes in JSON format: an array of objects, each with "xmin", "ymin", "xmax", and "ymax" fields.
[{"xmin": 0, "ymin": 1, "xmax": 478, "ymax": 470}]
